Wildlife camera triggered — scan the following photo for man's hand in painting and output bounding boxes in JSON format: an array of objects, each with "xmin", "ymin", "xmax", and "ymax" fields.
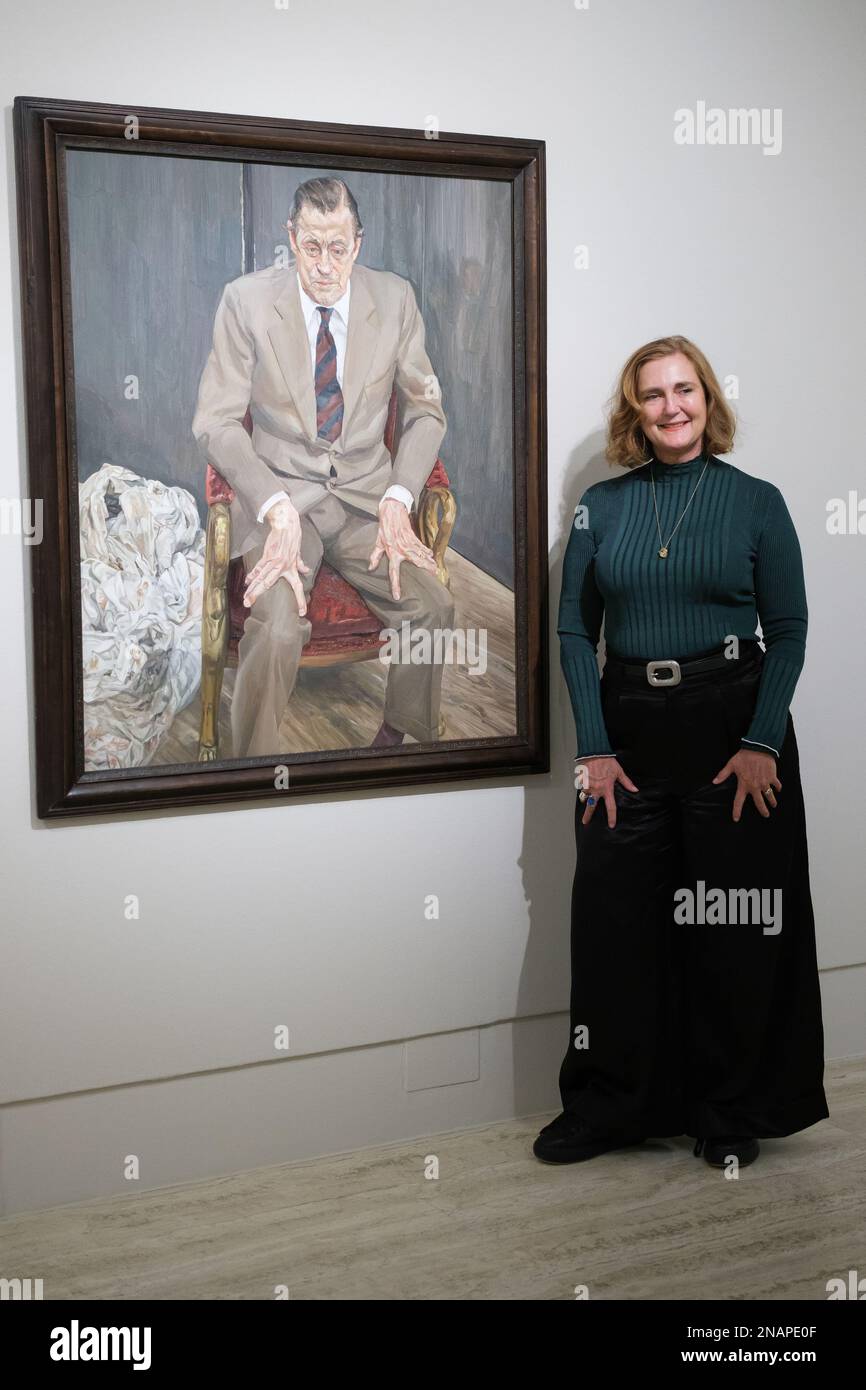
[
  {"xmin": 368, "ymin": 497, "xmax": 437, "ymax": 601},
  {"xmin": 243, "ymin": 498, "xmax": 311, "ymax": 614}
]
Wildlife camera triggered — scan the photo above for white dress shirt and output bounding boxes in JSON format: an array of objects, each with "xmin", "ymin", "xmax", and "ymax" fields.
[{"xmin": 256, "ymin": 275, "xmax": 414, "ymax": 522}]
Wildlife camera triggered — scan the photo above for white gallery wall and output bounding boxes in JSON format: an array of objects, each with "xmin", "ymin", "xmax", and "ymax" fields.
[{"xmin": 0, "ymin": 0, "xmax": 863, "ymax": 1214}]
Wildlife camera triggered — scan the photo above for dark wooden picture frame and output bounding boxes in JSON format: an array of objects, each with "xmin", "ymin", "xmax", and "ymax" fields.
[{"xmin": 14, "ymin": 96, "xmax": 548, "ymax": 818}]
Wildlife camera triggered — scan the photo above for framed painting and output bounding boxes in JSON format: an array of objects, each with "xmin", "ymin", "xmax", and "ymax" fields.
[{"xmin": 13, "ymin": 96, "xmax": 547, "ymax": 817}]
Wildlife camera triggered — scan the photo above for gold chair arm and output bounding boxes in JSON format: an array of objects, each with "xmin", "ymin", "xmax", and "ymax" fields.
[
  {"xmin": 198, "ymin": 501, "xmax": 231, "ymax": 761},
  {"xmin": 417, "ymin": 486, "xmax": 457, "ymax": 589}
]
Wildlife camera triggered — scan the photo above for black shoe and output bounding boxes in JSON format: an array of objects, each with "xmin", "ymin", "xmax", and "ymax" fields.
[
  {"xmin": 694, "ymin": 1135, "xmax": 760, "ymax": 1167},
  {"xmin": 533, "ymin": 1112, "xmax": 647, "ymax": 1165}
]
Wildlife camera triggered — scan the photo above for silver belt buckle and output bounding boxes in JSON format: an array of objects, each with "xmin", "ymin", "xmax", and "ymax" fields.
[{"xmin": 646, "ymin": 659, "xmax": 681, "ymax": 687}]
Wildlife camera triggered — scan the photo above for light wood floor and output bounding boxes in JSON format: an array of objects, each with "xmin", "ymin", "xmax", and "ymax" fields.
[
  {"xmin": 2, "ymin": 1057, "xmax": 863, "ymax": 1300},
  {"xmin": 154, "ymin": 547, "xmax": 516, "ymax": 765}
]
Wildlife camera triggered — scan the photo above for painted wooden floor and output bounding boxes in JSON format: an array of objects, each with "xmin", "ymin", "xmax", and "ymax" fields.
[{"xmin": 1, "ymin": 1058, "xmax": 863, "ymax": 1300}]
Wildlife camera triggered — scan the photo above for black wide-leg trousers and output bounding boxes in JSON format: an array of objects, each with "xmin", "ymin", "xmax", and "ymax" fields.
[{"xmin": 558, "ymin": 644, "xmax": 829, "ymax": 1141}]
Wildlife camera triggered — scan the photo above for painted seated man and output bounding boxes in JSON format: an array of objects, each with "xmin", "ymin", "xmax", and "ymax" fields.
[{"xmin": 192, "ymin": 176, "xmax": 452, "ymax": 757}]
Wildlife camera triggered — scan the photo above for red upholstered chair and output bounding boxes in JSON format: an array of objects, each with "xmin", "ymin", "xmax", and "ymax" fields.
[{"xmin": 198, "ymin": 389, "xmax": 456, "ymax": 760}]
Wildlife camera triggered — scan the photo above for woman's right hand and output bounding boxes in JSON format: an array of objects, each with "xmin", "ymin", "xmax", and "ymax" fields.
[{"xmin": 574, "ymin": 756, "xmax": 639, "ymax": 829}]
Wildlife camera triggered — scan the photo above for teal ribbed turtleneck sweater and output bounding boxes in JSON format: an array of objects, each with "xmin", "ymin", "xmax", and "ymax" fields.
[{"xmin": 558, "ymin": 450, "xmax": 807, "ymax": 760}]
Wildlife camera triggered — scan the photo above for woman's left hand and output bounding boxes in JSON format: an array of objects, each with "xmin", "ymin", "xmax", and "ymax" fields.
[{"xmin": 713, "ymin": 748, "xmax": 781, "ymax": 822}]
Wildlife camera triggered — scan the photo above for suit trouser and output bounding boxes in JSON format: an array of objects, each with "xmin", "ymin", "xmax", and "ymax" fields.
[
  {"xmin": 231, "ymin": 493, "xmax": 456, "ymax": 758},
  {"xmin": 558, "ymin": 643, "xmax": 830, "ymax": 1141}
]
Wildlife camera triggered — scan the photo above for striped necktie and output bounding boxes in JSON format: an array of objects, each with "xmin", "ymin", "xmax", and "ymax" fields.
[{"xmin": 315, "ymin": 306, "xmax": 344, "ymax": 442}]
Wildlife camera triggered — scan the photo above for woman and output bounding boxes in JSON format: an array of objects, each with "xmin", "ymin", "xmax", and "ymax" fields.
[{"xmin": 535, "ymin": 335, "xmax": 828, "ymax": 1169}]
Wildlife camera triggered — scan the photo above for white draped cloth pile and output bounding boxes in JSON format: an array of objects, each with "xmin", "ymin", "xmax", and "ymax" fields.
[{"xmin": 79, "ymin": 463, "xmax": 205, "ymax": 769}]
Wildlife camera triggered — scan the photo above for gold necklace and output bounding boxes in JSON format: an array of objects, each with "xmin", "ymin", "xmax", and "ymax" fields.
[{"xmin": 650, "ymin": 456, "xmax": 710, "ymax": 558}]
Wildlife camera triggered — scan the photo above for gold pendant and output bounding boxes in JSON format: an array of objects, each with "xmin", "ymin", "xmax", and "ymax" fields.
[{"xmin": 658, "ymin": 546, "xmax": 669, "ymax": 558}]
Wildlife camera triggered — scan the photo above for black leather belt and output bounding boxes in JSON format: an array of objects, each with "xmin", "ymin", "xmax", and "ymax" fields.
[{"xmin": 604, "ymin": 641, "xmax": 761, "ymax": 688}]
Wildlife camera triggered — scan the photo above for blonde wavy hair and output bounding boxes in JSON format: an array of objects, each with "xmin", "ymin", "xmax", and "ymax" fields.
[{"xmin": 606, "ymin": 335, "xmax": 737, "ymax": 470}]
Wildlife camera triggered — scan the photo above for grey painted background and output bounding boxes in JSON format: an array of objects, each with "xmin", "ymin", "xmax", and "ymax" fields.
[
  {"xmin": 66, "ymin": 151, "xmax": 514, "ymax": 585},
  {"xmin": 66, "ymin": 151, "xmax": 243, "ymax": 509}
]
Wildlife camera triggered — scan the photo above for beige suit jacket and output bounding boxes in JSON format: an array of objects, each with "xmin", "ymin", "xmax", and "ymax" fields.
[{"xmin": 192, "ymin": 262, "xmax": 447, "ymax": 557}]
